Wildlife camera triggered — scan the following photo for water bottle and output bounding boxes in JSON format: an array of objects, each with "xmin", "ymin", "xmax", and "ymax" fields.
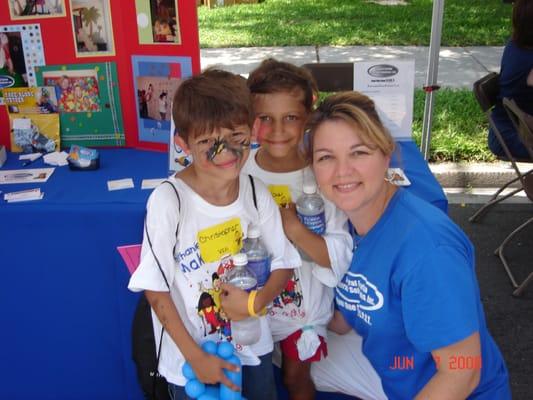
[
  {"xmin": 226, "ymin": 253, "xmax": 261, "ymax": 346},
  {"xmin": 243, "ymin": 225, "xmax": 271, "ymax": 288},
  {"xmin": 296, "ymin": 182, "xmax": 326, "ymax": 261}
]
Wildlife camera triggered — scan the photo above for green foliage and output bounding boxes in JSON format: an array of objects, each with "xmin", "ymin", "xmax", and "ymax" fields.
[
  {"xmin": 198, "ymin": 0, "xmax": 511, "ymax": 48},
  {"xmin": 412, "ymin": 89, "xmax": 494, "ymax": 162}
]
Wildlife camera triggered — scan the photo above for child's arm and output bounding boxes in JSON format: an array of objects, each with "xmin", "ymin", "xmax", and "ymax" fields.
[
  {"xmin": 146, "ymin": 290, "xmax": 240, "ymax": 390},
  {"xmin": 220, "ymin": 268, "xmax": 292, "ymax": 321},
  {"xmin": 328, "ymin": 310, "xmax": 352, "ymax": 335},
  {"xmin": 279, "ymin": 203, "xmax": 331, "ymax": 267}
]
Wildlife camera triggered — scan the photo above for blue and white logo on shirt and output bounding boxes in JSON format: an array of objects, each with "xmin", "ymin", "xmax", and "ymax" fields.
[{"xmin": 336, "ymin": 272, "xmax": 384, "ymax": 326}]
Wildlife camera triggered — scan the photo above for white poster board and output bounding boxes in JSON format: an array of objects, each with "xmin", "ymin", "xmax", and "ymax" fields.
[
  {"xmin": 168, "ymin": 108, "xmax": 192, "ymax": 173},
  {"xmin": 353, "ymin": 60, "xmax": 415, "ymax": 141}
]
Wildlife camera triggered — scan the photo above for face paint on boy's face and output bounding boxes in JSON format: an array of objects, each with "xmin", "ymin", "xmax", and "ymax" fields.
[{"xmin": 206, "ymin": 136, "xmax": 250, "ymax": 162}]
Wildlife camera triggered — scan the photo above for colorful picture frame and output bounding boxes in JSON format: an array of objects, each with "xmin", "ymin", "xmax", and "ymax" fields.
[
  {"xmin": 132, "ymin": 55, "xmax": 192, "ymax": 144},
  {"xmin": 135, "ymin": 0, "xmax": 181, "ymax": 45},
  {"xmin": 8, "ymin": 0, "xmax": 67, "ymax": 20},
  {"xmin": 68, "ymin": 0, "xmax": 115, "ymax": 57},
  {"xmin": 0, "ymin": 24, "xmax": 45, "ymax": 89}
]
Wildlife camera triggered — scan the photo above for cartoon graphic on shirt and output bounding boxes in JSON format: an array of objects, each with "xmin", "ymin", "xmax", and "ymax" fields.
[
  {"xmin": 197, "ymin": 291, "xmax": 221, "ymax": 335},
  {"xmin": 272, "ymin": 275, "xmax": 305, "ymax": 319}
]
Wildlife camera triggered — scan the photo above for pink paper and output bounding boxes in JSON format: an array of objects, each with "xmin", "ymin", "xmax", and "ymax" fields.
[{"xmin": 117, "ymin": 244, "xmax": 142, "ymax": 274}]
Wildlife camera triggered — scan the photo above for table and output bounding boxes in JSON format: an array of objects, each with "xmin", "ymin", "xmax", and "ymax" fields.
[{"xmin": 0, "ymin": 144, "xmax": 446, "ymax": 400}]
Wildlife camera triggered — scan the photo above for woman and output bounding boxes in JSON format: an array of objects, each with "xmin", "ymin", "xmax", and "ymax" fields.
[
  {"xmin": 306, "ymin": 92, "xmax": 511, "ymax": 399},
  {"xmin": 490, "ymin": 0, "xmax": 533, "ymax": 160}
]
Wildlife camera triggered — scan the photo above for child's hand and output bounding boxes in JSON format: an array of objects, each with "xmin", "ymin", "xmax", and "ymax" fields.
[
  {"xmin": 279, "ymin": 203, "xmax": 304, "ymax": 242},
  {"xmin": 189, "ymin": 351, "xmax": 240, "ymax": 391},
  {"xmin": 219, "ymin": 282, "xmax": 250, "ymax": 321}
]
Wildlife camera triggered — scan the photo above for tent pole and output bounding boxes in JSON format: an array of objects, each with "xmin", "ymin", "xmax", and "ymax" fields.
[{"xmin": 421, "ymin": 0, "xmax": 445, "ymax": 160}]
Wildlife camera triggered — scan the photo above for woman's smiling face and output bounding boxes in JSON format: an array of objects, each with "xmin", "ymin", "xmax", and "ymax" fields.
[{"xmin": 312, "ymin": 118, "xmax": 391, "ymax": 222}]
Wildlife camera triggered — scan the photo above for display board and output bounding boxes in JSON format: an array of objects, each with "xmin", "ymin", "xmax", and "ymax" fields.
[{"xmin": 0, "ymin": 0, "xmax": 200, "ymax": 151}]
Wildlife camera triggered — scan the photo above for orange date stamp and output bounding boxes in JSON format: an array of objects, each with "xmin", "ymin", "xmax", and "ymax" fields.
[{"xmin": 433, "ymin": 355, "xmax": 482, "ymax": 370}]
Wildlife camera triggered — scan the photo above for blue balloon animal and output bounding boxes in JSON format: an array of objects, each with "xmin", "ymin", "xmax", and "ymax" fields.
[{"xmin": 182, "ymin": 341, "xmax": 245, "ymax": 400}]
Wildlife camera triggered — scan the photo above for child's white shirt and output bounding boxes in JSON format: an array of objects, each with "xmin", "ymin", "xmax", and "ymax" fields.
[
  {"xmin": 242, "ymin": 149, "xmax": 352, "ymax": 343},
  {"xmin": 128, "ymin": 174, "xmax": 301, "ymax": 386}
]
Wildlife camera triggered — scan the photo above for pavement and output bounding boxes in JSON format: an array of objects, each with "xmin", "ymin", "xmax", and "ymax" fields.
[{"xmin": 201, "ymin": 45, "xmax": 533, "ymax": 204}]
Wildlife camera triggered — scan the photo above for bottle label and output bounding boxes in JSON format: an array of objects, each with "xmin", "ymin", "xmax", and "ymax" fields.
[
  {"xmin": 247, "ymin": 258, "xmax": 271, "ymax": 288},
  {"xmin": 298, "ymin": 211, "xmax": 326, "ymax": 235}
]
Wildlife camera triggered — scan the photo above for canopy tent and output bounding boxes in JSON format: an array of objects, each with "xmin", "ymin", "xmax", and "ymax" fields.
[{"xmin": 420, "ymin": 0, "xmax": 445, "ymax": 160}]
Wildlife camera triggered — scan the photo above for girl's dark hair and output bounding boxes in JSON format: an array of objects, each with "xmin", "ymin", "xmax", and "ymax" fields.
[
  {"xmin": 247, "ymin": 58, "xmax": 318, "ymax": 112},
  {"xmin": 512, "ymin": 0, "xmax": 533, "ymax": 48},
  {"xmin": 172, "ymin": 69, "xmax": 254, "ymax": 143}
]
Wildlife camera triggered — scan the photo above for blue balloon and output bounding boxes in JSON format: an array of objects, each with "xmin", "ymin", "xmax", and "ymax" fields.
[
  {"xmin": 182, "ymin": 362, "xmax": 196, "ymax": 380},
  {"xmin": 217, "ymin": 341, "xmax": 234, "ymax": 360},
  {"xmin": 202, "ymin": 340, "xmax": 218, "ymax": 355},
  {"xmin": 198, "ymin": 395, "xmax": 218, "ymax": 400},
  {"xmin": 185, "ymin": 379, "xmax": 205, "ymax": 398},
  {"xmin": 204, "ymin": 385, "xmax": 219, "ymax": 397}
]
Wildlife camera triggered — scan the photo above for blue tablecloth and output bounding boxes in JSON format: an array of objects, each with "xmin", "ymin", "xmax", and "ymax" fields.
[{"xmin": 0, "ymin": 144, "xmax": 446, "ymax": 400}]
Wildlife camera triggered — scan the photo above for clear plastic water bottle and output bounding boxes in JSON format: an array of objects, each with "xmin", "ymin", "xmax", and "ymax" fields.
[
  {"xmin": 226, "ymin": 253, "xmax": 261, "ymax": 346},
  {"xmin": 296, "ymin": 182, "xmax": 326, "ymax": 235},
  {"xmin": 296, "ymin": 182, "xmax": 326, "ymax": 261},
  {"xmin": 243, "ymin": 225, "xmax": 271, "ymax": 288}
]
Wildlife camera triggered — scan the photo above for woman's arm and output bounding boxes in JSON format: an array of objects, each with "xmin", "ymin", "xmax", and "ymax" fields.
[{"xmin": 415, "ymin": 332, "xmax": 481, "ymax": 400}]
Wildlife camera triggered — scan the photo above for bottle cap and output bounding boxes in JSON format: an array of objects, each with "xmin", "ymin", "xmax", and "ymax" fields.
[
  {"xmin": 247, "ymin": 225, "xmax": 260, "ymax": 239},
  {"xmin": 232, "ymin": 253, "xmax": 248, "ymax": 266},
  {"xmin": 303, "ymin": 182, "xmax": 317, "ymax": 194}
]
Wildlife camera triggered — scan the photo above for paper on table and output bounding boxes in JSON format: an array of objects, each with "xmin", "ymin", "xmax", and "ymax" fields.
[
  {"xmin": 43, "ymin": 151, "xmax": 69, "ymax": 166},
  {"xmin": 141, "ymin": 178, "xmax": 165, "ymax": 190},
  {"xmin": 107, "ymin": 178, "xmax": 134, "ymax": 191},
  {"xmin": 117, "ymin": 244, "xmax": 142, "ymax": 274},
  {"xmin": 0, "ymin": 168, "xmax": 55, "ymax": 184},
  {"xmin": 4, "ymin": 188, "xmax": 44, "ymax": 202},
  {"xmin": 19, "ymin": 153, "xmax": 43, "ymax": 161}
]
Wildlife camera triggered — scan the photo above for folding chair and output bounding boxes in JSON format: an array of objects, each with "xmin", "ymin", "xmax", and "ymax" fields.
[
  {"xmin": 469, "ymin": 72, "xmax": 533, "ymax": 222},
  {"xmin": 301, "ymin": 62, "xmax": 354, "ymax": 92},
  {"xmin": 495, "ymin": 97, "xmax": 533, "ymax": 296}
]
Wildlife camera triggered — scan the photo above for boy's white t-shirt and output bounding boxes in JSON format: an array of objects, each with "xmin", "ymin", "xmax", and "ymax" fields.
[
  {"xmin": 128, "ymin": 174, "xmax": 301, "ymax": 386},
  {"xmin": 242, "ymin": 149, "xmax": 352, "ymax": 342}
]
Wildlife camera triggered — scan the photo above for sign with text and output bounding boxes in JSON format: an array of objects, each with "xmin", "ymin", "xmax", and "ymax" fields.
[{"xmin": 353, "ymin": 60, "xmax": 415, "ymax": 141}]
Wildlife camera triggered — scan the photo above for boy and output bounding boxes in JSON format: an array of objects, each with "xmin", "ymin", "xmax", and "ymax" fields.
[
  {"xmin": 128, "ymin": 69, "xmax": 300, "ymax": 400},
  {"xmin": 244, "ymin": 59, "xmax": 352, "ymax": 400}
]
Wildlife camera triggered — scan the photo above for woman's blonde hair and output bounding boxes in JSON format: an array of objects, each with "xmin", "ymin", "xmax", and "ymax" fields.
[{"xmin": 305, "ymin": 91, "xmax": 395, "ymax": 159}]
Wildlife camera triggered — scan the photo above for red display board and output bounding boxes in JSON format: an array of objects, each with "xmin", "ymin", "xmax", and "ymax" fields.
[{"xmin": 0, "ymin": 0, "xmax": 200, "ymax": 151}]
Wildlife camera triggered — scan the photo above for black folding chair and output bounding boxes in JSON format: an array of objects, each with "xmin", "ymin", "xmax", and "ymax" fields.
[
  {"xmin": 301, "ymin": 62, "xmax": 354, "ymax": 92},
  {"xmin": 469, "ymin": 72, "xmax": 533, "ymax": 222},
  {"xmin": 495, "ymin": 97, "xmax": 533, "ymax": 296}
]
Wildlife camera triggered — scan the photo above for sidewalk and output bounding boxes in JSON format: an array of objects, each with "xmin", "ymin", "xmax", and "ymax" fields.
[{"xmin": 201, "ymin": 45, "xmax": 532, "ymax": 203}]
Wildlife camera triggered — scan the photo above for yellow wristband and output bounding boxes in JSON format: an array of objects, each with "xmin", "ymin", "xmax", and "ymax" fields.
[{"xmin": 248, "ymin": 290, "xmax": 266, "ymax": 318}]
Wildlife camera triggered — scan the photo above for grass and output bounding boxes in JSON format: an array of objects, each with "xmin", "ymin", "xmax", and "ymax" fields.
[
  {"xmin": 318, "ymin": 89, "xmax": 494, "ymax": 163},
  {"xmin": 198, "ymin": 0, "xmax": 503, "ymax": 162},
  {"xmin": 198, "ymin": 0, "xmax": 511, "ymax": 48},
  {"xmin": 412, "ymin": 89, "xmax": 493, "ymax": 162}
]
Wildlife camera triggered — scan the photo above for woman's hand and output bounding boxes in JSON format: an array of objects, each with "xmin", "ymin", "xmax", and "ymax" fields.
[
  {"xmin": 188, "ymin": 351, "xmax": 240, "ymax": 391},
  {"xmin": 328, "ymin": 310, "xmax": 352, "ymax": 334},
  {"xmin": 219, "ymin": 282, "xmax": 250, "ymax": 321}
]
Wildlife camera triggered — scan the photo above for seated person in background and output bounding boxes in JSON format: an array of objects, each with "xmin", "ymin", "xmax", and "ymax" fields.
[{"xmin": 489, "ymin": 0, "xmax": 533, "ymax": 160}]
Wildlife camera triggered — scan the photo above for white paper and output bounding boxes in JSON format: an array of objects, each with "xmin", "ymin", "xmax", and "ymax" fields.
[
  {"xmin": 19, "ymin": 153, "xmax": 43, "ymax": 161},
  {"xmin": 13, "ymin": 118, "xmax": 31, "ymax": 130},
  {"xmin": 107, "ymin": 178, "xmax": 134, "ymax": 191},
  {"xmin": 0, "ymin": 168, "xmax": 55, "ymax": 184},
  {"xmin": 353, "ymin": 60, "xmax": 415, "ymax": 140},
  {"xmin": 43, "ymin": 151, "xmax": 69, "ymax": 166},
  {"xmin": 4, "ymin": 188, "xmax": 43, "ymax": 202},
  {"xmin": 141, "ymin": 178, "xmax": 165, "ymax": 190}
]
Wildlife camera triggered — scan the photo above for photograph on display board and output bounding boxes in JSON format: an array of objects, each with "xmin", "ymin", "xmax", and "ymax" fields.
[
  {"xmin": 68, "ymin": 0, "xmax": 115, "ymax": 57},
  {"xmin": 35, "ymin": 62, "xmax": 125, "ymax": 147},
  {"xmin": 135, "ymin": 0, "xmax": 181, "ymax": 45},
  {"xmin": 0, "ymin": 25, "xmax": 45, "ymax": 92},
  {"xmin": 8, "ymin": 0, "xmax": 67, "ymax": 19},
  {"xmin": 132, "ymin": 55, "xmax": 192, "ymax": 144}
]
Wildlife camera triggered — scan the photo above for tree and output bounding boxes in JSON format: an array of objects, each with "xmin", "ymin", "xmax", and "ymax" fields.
[{"xmin": 81, "ymin": 6, "xmax": 101, "ymax": 37}]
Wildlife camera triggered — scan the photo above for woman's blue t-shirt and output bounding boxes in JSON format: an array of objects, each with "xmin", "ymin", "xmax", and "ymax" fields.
[{"xmin": 335, "ymin": 189, "xmax": 510, "ymax": 399}]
